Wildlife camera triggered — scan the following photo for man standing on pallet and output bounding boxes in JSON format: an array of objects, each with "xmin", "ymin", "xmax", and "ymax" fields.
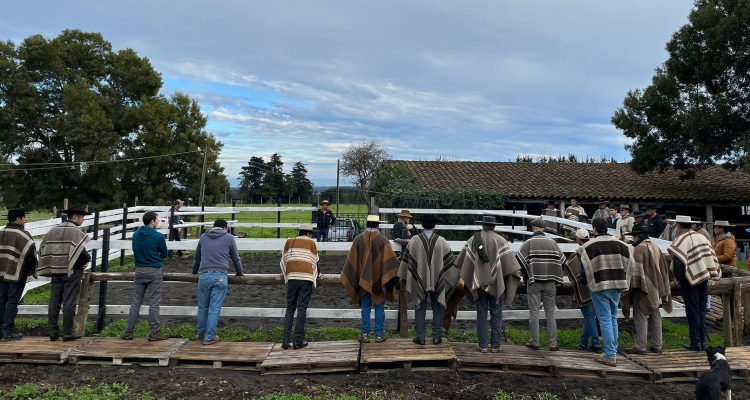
[
  {"xmin": 455, "ymin": 215, "xmax": 522, "ymax": 353},
  {"xmin": 280, "ymin": 223, "xmax": 319, "ymax": 350},
  {"xmin": 621, "ymin": 225, "xmax": 672, "ymax": 356},
  {"xmin": 515, "ymin": 217, "xmax": 566, "ymax": 352},
  {"xmin": 398, "ymin": 214, "xmax": 460, "ymax": 345},
  {"xmin": 341, "ymin": 215, "xmax": 400, "ymax": 344},
  {"xmin": 578, "ymin": 217, "xmax": 634, "ymax": 367},
  {"xmin": 192, "ymin": 219, "xmax": 243, "ymax": 346},
  {"xmin": 121, "ymin": 211, "xmax": 170, "ymax": 341},
  {"xmin": 0, "ymin": 209, "xmax": 38, "ymax": 341},
  {"xmin": 39, "ymin": 206, "xmax": 92, "ymax": 342}
]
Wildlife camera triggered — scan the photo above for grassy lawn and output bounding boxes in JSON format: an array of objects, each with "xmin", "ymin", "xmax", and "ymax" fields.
[{"xmin": 3, "ymin": 382, "xmax": 162, "ymax": 400}]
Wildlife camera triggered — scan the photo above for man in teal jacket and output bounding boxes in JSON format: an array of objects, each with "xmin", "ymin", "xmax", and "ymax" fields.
[{"xmin": 121, "ymin": 211, "xmax": 169, "ymax": 341}]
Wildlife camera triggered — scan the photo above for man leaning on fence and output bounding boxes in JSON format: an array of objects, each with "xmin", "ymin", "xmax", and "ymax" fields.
[
  {"xmin": 455, "ymin": 215, "xmax": 522, "ymax": 353},
  {"xmin": 341, "ymin": 215, "xmax": 400, "ymax": 343},
  {"xmin": 398, "ymin": 214, "xmax": 460, "ymax": 345},
  {"xmin": 280, "ymin": 223, "xmax": 320, "ymax": 349},
  {"xmin": 192, "ymin": 219, "xmax": 243, "ymax": 346},
  {"xmin": 0, "ymin": 209, "xmax": 38, "ymax": 341},
  {"xmin": 121, "ymin": 211, "xmax": 169, "ymax": 341},
  {"xmin": 39, "ymin": 206, "xmax": 92, "ymax": 342}
]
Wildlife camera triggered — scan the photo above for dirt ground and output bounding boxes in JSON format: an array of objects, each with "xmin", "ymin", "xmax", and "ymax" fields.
[{"xmin": 1, "ymin": 254, "xmax": 741, "ymax": 399}]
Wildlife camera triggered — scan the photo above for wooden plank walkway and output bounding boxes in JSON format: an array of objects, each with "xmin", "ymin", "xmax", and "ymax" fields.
[
  {"xmin": 169, "ymin": 341, "xmax": 273, "ymax": 371},
  {"xmin": 360, "ymin": 338, "xmax": 456, "ymax": 372},
  {"xmin": 260, "ymin": 340, "xmax": 360, "ymax": 375},
  {"xmin": 541, "ymin": 349, "xmax": 654, "ymax": 382},
  {"xmin": 453, "ymin": 343, "xmax": 554, "ymax": 376},
  {"xmin": 68, "ymin": 338, "xmax": 187, "ymax": 367},
  {"xmin": 624, "ymin": 349, "xmax": 749, "ymax": 382},
  {"xmin": 0, "ymin": 337, "xmax": 94, "ymax": 364}
]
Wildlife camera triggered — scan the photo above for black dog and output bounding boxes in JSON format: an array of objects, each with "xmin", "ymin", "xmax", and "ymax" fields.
[{"xmin": 696, "ymin": 346, "xmax": 732, "ymax": 400}]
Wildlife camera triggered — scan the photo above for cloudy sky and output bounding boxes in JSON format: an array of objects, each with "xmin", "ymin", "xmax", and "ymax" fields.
[{"xmin": 2, "ymin": 1, "xmax": 695, "ymax": 186}]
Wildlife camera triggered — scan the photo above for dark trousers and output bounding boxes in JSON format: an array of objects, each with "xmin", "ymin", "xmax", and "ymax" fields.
[
  {"xmin": 49, "ymin": 270, "xmax": 83, "ymax": 337},
  {"xmin": 415, "ymin": 292, "xmax": 444, "ymax": 341},
  {"xmin": 476, "ymin": 291, "xmax": 503, "ymax": 349},
  {"xmin": 679, "ymin": 276, "xmax": 708, "ymax": 346},
  {"xmin": 0, "ymin": 279, "xmax": 27, "ymax": 337},
  {"xmin": 170, "ymin": 228, "xmax": 183, "ymax": 257},
  {"xmin": 283, "ymin": 280, "xmax": 313, "ymax": 345}
]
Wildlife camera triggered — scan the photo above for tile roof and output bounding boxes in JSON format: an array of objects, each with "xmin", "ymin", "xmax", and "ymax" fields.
[{"xmin": 388, "ymin": 161, "xmax": 750, "ymax": 203}]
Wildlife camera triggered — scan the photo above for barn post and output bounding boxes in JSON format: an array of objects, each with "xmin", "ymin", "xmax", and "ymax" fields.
[
  {"xmin": 96, "ymin": 228, "xmax": 111, "ymax": 333},
  {"xmin": 723, "ymin": 292, "xmax": 734, "ymax": 347}
]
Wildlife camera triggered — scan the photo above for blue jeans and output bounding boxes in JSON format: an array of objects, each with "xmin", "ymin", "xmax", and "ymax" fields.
[
  {"xmin": 196, "ymin": 272, "xmax": 228, "ymax": 341},
  {"xmin": 361, "ymin": 293, "xmax": 385, "ymax": 336},
  {"xmin": 0, "ymin": 279, "xmax": 27, "ymax": 338},
  {"xmin": 415, "ymin": 292, "xmax": 443, "ymax": 341},
  {"xmin": 317, "ymin": 229, "xmax": 329, "ymax": 242},
  {"xmin": 579, "ymin": 304, "xmax": 602, "ymax": 349},
  {"xmin": 591, "ymin": 289, "xmax": 620, "ymax": 359},
  {"xmin": 476, "ymin": 291, "xmax": 503, "ymax": 349}
]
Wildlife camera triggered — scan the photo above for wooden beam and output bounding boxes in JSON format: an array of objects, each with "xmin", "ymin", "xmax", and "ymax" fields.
[
  {"xmin": 743, "ymin": 289, "xmax": 750, "ymax": 335},
  {"xmin": 723, "ymin": 293, "xmax": 733, "ymax": 347},
  {"xmin": 73, "ymin": 272, "xmax": 94, "ymax": 336},
  {"xmin": 734, "ymin": 282, "xmax": 743, "ymax": 346}
]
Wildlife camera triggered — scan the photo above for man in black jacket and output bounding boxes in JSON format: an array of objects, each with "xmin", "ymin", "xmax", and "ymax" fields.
[{"xmin": 316, "ymin": 200, "xmax": 336, "ymax": 244}]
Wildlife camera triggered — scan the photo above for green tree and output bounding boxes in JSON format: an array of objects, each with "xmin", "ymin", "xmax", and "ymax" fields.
[
  {"xmin": 612, "ymin": 0, "xmax": 750, "ymax": 175},
  {"xmin": 238, "ymin": 155, "xmax": 266, "ymax": 202},
  {"xmin": 340, "ymin": 139, "xmax": 391, "ymax": 210},
  {"xmin": 0, "ymin": 30, "xmax": 228, "ymax": 210},
  {"xmin": 260, "ymin": 153, "xmax": 284, "ymax": 203},
  {"xmin": 289, "ymin": 161, "xmax": 313, "ymax": 201}
]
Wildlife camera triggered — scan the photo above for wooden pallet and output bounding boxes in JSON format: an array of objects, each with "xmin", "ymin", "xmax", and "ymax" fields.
[
  {"xmin": 169, "ymin": 341, "xmax": 273, "ymax": 371},
  {"xmin": 725, "ymin": 347, "xmax": 750, "ymax": 376},
  {"xmin": 359, "ymin": 338, "xmax": 456, "ymax": 373},
  {"xmin": 625, "ymin": 349, "xmax": 749, "ymax": 382},
  {"xmin": 452, "ymin": 343, "xmax": 554, "ymax": 376},
  {"xmin": 68, "ymin": 338, "xmax": 187, "ymax": 367},
  {"xmin": 542, "ymin": 349, "xmax": 653, "ymax": 381},
  {"xmin": 0, "ymin": 336, "xmax": 94, "ymax": 364},
  {"xmin": 260, "ymin": 340, "xmax": 360, "ymax": 375}
]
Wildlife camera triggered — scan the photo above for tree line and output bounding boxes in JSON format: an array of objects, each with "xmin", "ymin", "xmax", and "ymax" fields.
[{"xmin": 237, "ymin": 154, "xmax": 313, "ymax": 204}]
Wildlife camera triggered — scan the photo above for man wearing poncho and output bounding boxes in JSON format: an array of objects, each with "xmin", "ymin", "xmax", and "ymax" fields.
[
  {"xmin": 0, "ymin": 209, "xmax": 38, "ymax": 341},
  {"xmin": 455, "ymin": 216, "xmax": 521, "ymax": 352},
  {"xmin": 668, "ymin": 215, "xmax": 721, "ymax": 351},
  {"xmin": 621, "ymin": 225, "xmax": 672, "ymax": 356},
  {"xmin": 341, "ymin": 215, "xmax": 400, "ymax": 343},
  {"xmin": 398, "ymin": 214, "xmax": 459, "ymax": 345}
]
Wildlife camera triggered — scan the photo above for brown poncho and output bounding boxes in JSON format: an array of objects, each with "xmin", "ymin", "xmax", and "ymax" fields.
[
  {"xmin": 0, "ymin": 225, "xmax": 36, "ymax": 283},
  {"xmin": 398, "ymin": 232, "xmax": 460, "ymax": 308},
  {"xmin": 621, "ymin": 239, "xmax": 673, "ymax": 318},
  {"xmin": 38, "ymin": 221, "xmax": 91, "ymax": 277},
  {"xmin": 340, "ymin": 230, "xmax": 400, "ymax": 305},
  {"xmin": 455, "ymin": 230, "xmax": 521, "ymax": 306},
  {"xmin": 564, "ymin": 252, "xmax": 591, "ymax": 308}
]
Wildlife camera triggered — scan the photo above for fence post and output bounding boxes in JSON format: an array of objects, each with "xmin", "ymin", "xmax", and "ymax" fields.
[
  {"xmin": 231, "ymin": 199, "xmax": 237, "ymax": 235},
  {"xmin": 399, "ymin": 285, "xmax": 408, "ymax": 338},
  {"xmin": 134, "ymin": 196, "xmax": 139, "ymax": 207},
  {"xmin": 91, "ymin": 211, "xmax": 100, "ymax": 272},
  {"xmin": 96, "ymin": 228, "xmax": 111, "ymax": 333},
  {"xmin": 743, "ymin": 289, "xmax": 750, "ymax": 335},
  {"xmin": 168, "ymin": 204, "xmax": 175, "ymax": 259},
  {"xmin": 73, "ymin": 271, "xmax": 94, "ymax": 336},
  {"xmin": 120, "ymin": 203, "xmax": 127, "ymax": 267},
  {"xmin": 733, "ymin": 282, "xmax": 743, "ymax": 346},
  {"xmin": 201, "ymin": 202, "xmax": 206, "ymax": 234},
  {"xmin": 723, "ymin": 293, "xmax": 733, "ymax": 347}
]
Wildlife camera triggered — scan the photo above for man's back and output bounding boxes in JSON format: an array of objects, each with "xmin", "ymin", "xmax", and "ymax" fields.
[
  {"xmin": 132, "ymin": 226, "xmax": 167, "ymax": 267},
  {"xmin": 516, "ymin": 235, "xmax": 565, "ymax": 284}
]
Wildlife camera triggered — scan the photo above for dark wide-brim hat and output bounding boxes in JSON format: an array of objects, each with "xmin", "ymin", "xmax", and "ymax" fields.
[
  {"xmin": 597, "ymin": 199, "xmax": 609, "ymax": 203},
  {"xmin": 4, "ymin": 208, "xmax": 27, "ymax": 218},
  {"xmin": 61, "ymin": 206, "xmax": 92, "ymax": 216},
  {"xmin": 632, "ymin": 211, "xmax": 646, "ymax": 218},
  {"xmin": 475, "ymin": 215, "xmax": 503, "ymax": 225},
  {"xmin": 624, "ymin": 225, "xmax": 656, "ymax": 236},
  {"xmin": 644, "ymin": 203, "xmax": 661, "ymax": 210}
]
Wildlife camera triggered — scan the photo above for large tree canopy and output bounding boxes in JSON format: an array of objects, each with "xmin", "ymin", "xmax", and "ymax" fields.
[
  {"xmin": 612, "ymin": 0, "xmax": 750, "ymax": 175},
  {"xmin": 0, "ymin": 30, "xmax": 228, "ymax": 210}
]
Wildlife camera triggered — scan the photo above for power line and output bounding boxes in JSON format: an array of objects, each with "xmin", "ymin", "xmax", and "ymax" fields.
[{"xmin": 0, "ymin": 150, "xmax": 202, "ymax": 172}]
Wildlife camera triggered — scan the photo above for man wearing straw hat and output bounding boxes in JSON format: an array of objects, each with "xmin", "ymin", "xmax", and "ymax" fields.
[
  {"xmin": 39, "ymin": 206, "xmax": 92, "ymax": 342},
  {"xmin": 712, "ymin": 220, "xmax": 737, "ymax": 267},
  {"xmin": 315, "ymin": 200, "xmax": 336, "ymax": 244},
  {"xmin": 398, "ymin": 214, "xmax": 459, "ymax": 345},
  {"xmin": 0, "ymin": 209, "xmax": 37, "ymax": 341},
  {"xmin": 615, "ymin": 204, "xmax": 634, "ymax": 241},
  {"xmin": 668, "ymin": 215, "xmax": 720, "ymax": 351},
  {"xmin": 621, "ymin": 225, "xmax": 672, "ymax": 356},
  {"xmin": 280, "ymin": 223, "xmax": 319, "ymax": 349},
  {"xmin": 592, "ymin": 199, "xmax": 610, "ymax": 221},
  {"xmin": 455, "ymin": 215, "xmax": 522, "ymax": 353},
  {"xmin": 392, "ymin": 209, "xmax": 418, "ymax": 243},
  {"xmin": 342, "ymin": 215, "xmax": 400, "ymax": 343}
]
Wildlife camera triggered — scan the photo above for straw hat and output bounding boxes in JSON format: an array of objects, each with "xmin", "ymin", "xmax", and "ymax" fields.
[
  {"xmin": 399, "ymin": 210, "xmax": 413, "ymax": 218},
  {"xmin": 298, "ymin": 223, "xmax": 316, "ymax": 232},
  {"xmin": 619, "ymin": 204, "xmax": 630, "ymax": 210},
  {"xmin": 713, "ymin": 220, "xmax": 735, "ymax": 228},
  {"xmin": 366, "ymin": 215, "xmax": 385, "ymax": 224},
  {"xmin": 321, "ymin": 200, "xmax": 330, "ymax": 205},
  {"xmin": 667, "ymin": 215, "xmax": 699, "ymax": 224}
]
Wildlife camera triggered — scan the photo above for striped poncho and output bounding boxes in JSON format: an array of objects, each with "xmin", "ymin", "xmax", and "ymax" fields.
[
  {"xmin": 38, "ymin": 221, "xmax": 91, "ymax": 277},
  {"xmin": 515, "ymin": 234, "xmax": 565, "ymax": 285},
  {"xmin": 668, "ymin": 231, "xmax": 720, "ymax": 286},
  {"xmin": 341, "ymin": 231, "xmax": 400, "ymax": 305},
  {"xmin": 280, "ymin": 235, "xmax": 319, "ymax": 286},
  {"xmin": 0, "ymin": 224, "xmax": 36, "ymax": 283},
  {"xmin": 578, "ymin": 235, "xmax": 633, "ymax": 292},
  {"xmin": 455, "ymin": 230, "xmax": 521, "ymax": 306},
  {"xmin": 398, "ymin": 232, "xmax": 460, "ymax": 308}
]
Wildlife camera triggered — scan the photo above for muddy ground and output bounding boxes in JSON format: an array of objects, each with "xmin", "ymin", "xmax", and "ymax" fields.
[{"xmin": 1, "ymin": 254, "xmax": 739, "ymax": 399}]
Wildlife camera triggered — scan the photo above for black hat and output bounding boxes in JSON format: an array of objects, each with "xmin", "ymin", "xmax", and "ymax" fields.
[
  {"xmin": 475, "ymin": 215, "xmax": 502, "ymax": 225},
  {"xmin": 597, "ymin": 199, "xmax": 609, "ymax": 203},
  {"xmin": 4, "ymin": 209, "xmax": 27, "ymax": 219},
  {"xmin": 665, "ymin": 211, "xmax": 677, "ymax": 218},
  {"xmin": 547, "ymin": 200, "xmax": 556, "ymax": 205},
  {"xmin": 632, "ymin": 211, "xmax": 646, "ymax": 218},
  {"xmin": 644, "ymin": 204, "xmax": 661, "ymax": 210},
  {"xmin": 61, "ymin": 206, "xmax": 92, "ymax": 216},
  {"xmin": 624, "ymin": 224, "xmax": 655, "ymax": 236}
]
